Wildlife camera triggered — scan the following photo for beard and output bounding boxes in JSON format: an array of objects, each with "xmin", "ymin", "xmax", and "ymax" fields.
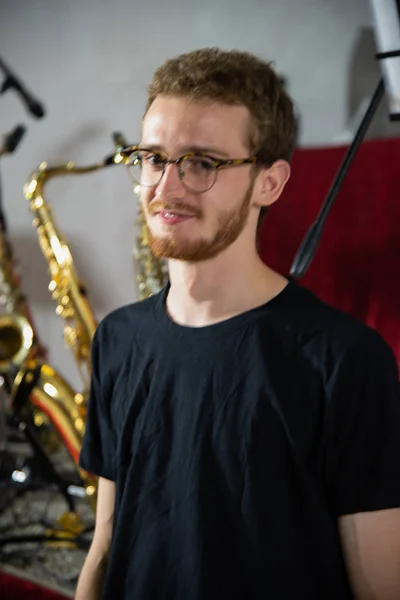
[{"xmin": 145, "ymin": 180, "xmax": 255, "ymax": 263}]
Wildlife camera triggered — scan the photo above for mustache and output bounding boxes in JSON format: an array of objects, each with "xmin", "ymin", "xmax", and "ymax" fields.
[{"xmin": 148, "ymin": 200, "xmax": 202, "ymax": 218}]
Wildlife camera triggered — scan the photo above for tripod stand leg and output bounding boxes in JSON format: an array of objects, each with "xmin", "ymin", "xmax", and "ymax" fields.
[{"xmin": 15, "ymin": 417, "xmax": 77, "ymax": 513}]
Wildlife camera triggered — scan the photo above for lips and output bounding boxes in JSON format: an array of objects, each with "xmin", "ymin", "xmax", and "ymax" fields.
[
  {"xmin": 149, "ymin": 200, "xmax": 200, "ymax": 218},
  {"xmin": 156, "ymin": 210, "xmax": 196, "ymax": 224},
  {"xmin": 158, "ymin": 210, "xmax": 195, "ymax": 218}
]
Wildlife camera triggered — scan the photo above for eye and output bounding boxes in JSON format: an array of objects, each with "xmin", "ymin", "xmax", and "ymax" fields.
[
  {"xmin": 140, "ymin": 152, "xmax": 166, "ymax": 169},
  {"xmin": 185, "ymin": 156, "xmax": 215, "ymax": 172}
]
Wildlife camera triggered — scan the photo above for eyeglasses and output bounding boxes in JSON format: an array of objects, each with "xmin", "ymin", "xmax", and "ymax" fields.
[{"xmin": 118, "ymin": 145, "xmax": 268, "ymax": 194}]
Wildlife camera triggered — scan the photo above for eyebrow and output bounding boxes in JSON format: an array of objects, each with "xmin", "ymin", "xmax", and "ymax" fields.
[{"xmin": 138, "ymin": 144, "xmax": 231, "ymax": 158}]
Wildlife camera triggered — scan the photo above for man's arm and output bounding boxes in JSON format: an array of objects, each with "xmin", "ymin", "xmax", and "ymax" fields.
[
  {"xmin": 339, "ymin": 508, "xmax": 400, "ymax": 600},
  {"xmin": 75, "ymin": 477, "xmax": 116, "ymax": 600}
]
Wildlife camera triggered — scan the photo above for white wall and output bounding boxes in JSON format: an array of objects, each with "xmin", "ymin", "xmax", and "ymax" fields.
[{"xmin": 0, "ymin": 0, "xmax": 398, "ymax": 389}]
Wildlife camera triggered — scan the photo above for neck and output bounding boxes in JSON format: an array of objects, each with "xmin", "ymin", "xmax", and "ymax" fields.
[{"xmin": 166, "ymin": 243, "xmax": 288, "ymax": 327}]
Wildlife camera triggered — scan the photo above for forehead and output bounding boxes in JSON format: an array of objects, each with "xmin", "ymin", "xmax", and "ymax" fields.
[{"xmin": 141, "ymin": 96, "xmax": 251, "ymax": 154}]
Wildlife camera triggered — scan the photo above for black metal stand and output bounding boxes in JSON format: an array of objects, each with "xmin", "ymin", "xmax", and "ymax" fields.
[
  {"xmin": 10, "ymin": 415, "xmax": 76, "ymax": 513},
  {"xmin": 290, "ymin": 78, "xmax": 385, "ymax": 279},
  {"xmin": 0, "ymin": 57, "xmax": 45, "ymax": 118}
]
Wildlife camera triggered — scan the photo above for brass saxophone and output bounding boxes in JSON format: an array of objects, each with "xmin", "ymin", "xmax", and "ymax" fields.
[
  {"xmin": 0, "ymin": 127, "xmax": 98, "ymax": 517},
  {"xmin": 23, "ymin": 151, "xmax": 119, "ymax": 510},
  {"xmin": 114, "ymin": 132, "xmax": 167, "ymax": 300},
  {"xmin": 0, "ymin": 221, "xmax": 35, "ymax": 374},
  {"xmin": 0, "ymin": 128, "xmax": 37, "ymax": 374},
  {"xmin": 133, "ymin": 198, "xmax": 168, "ymax": 300},
  {"xmin": 0, "ymin": 180, "xmax": 98, "ymax": 511}
]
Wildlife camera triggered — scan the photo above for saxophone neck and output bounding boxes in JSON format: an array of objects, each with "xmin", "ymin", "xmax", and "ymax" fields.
[{"xmin": 24, "ymin": 150, "xmax": 121, "ymax": 199}]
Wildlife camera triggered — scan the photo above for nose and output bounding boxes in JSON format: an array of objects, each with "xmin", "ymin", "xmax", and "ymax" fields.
[{"xmin": 155, "ymin": 162, "xmax": 186, "ymax": 199}]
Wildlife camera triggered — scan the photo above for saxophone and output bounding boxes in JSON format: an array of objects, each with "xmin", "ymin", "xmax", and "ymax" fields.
[
  {"xmin": 0, "ymin": 221, "xmax": 35, "ymax": 374},
  {"xmin": 133, "ymin": 198, "xmax": 168, "ymax": 300},
  {"xmin": 0, "ymin": 127, "xmax": 37, "ymax": 375},
  {"xmin": 114, "ymin": 132, "xmax": 167, "ymax": 300},
  {"xmin": 23, "ymin": 151, "xmax": 120, "ymax": 511},
  {"xmin": 0, "ymin": 127, "xmax": 98, "ymax": 519},
  {"xmin": 0, "ymin": 179, "xmax": 98, "ymax": 512}
]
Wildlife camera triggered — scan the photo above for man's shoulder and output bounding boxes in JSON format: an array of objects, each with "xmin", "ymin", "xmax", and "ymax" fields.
[
  {"xmin": 284, "ymin": 282, "xmax": 396, "ymax": 369},
  {"xmin": 287, "ymin": 281, "xmax": 369, "ymax": 335},
  {"xmin": 93, "ymin": 290, "xmax": 163, "ymax": 351},
  {"xmin": 103, "ymin": 293, "xmax": 160, "ymax": 328}
]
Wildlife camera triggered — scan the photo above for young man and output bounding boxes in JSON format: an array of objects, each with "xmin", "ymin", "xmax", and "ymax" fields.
[{"xmin": 76, "ymin": 48, "xmax": 400, "ymax": 600}]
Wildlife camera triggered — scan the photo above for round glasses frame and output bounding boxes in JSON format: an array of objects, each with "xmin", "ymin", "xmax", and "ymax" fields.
[{"xmin": 118, "ymin": 145, "xmax": 269, "ymax": 194}]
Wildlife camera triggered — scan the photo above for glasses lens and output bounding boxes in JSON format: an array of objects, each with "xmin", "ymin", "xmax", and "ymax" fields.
[
  {"xmin": 128, "ymin": 151, "xmax": 165, "ymax": 187},
  {"xmin": 180, "ymin": 156, "xmax": 217, "ymax": 193},
  {"xmin": 127, "ymin": 151, "xmax": 218, "ymax": 192}
]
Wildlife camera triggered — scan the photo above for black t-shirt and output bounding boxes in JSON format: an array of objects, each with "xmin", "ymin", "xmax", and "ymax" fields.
[{"xmin": 79, "ymin": 280, "xmax": 400, "ymax": 600}]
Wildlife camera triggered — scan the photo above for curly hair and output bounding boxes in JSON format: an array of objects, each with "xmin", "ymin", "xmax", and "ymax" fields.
[{"xmin": 145, "ymin": 47, "xmax": 297, "ymax": 230}]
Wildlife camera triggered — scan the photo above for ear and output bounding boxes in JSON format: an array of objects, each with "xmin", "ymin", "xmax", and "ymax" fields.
[{"xmin": 252, "ymin": 159, "xmax": 291, "ymax": 209}]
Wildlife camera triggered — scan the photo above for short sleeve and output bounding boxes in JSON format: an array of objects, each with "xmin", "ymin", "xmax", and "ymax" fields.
[
  {"xmin": 79, "ymin": 322, "xmax": 117, "ymax": 481},
  {"xmin": 323, "ymin": 329, "xmax": 400, "ymax": 517}
]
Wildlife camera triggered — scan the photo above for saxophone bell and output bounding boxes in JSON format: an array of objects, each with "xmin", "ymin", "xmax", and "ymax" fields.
[
  {"xmin": 0, "ymin": 313, "xmax": 34, "ymax": 373},
  {"xmin": 0, "ymin": 225, "xmax": 35, "ymax": 375}
]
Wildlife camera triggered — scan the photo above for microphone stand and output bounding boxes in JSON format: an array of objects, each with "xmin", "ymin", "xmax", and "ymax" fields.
[
  {"xmin": 289, "ymin": 78, "xmax": 385, "ymax": 278},
  {"xmin": 0, "ymin": 57, "xmax": 45, "ymax": 119}
]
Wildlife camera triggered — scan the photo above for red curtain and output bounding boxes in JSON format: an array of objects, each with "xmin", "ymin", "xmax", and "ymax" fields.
[
  {"xmin": 259, "ymin": 137, "xmax": 400, "ymax": 368},
  {"xmin": 0, "ymin": 571, "xmax": 69, "ymax": 600}
]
